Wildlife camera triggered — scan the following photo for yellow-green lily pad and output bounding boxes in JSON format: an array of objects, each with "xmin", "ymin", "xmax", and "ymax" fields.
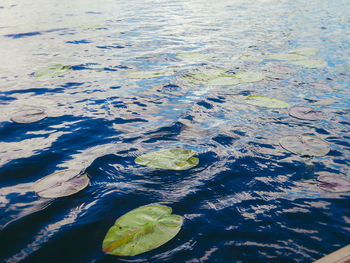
[
  {"xmin": 245, "ymin": 96, "xmax": 290, "ymax": 108},
  {"xmin": 102, "ymin": 204, "xmax": 183, "ymax": 256},
  {"xmin": 34, "ymin": 64, "xmax": 72, "ymax": 78},
  {"xmin": 176, "ymin": 52, "xmax": 213, "ymax": 61},
  {"xmin": 269, "ymin": 53, "xmax": 307, "ymax": 61},
  {"xmin": 125, "ymin": 70, "xmax": 175, "ymax": 79},
  {"xmin": 135, "ymin": 148, "xmax": 199, "ymax": 170},
  {"xmin": 289, "ymin": 48, "xmax": 318, "ymax": 56},
  {"xmin": 33, "ymin": 170, "xmax": 90, "ymax": 198},
  {"xmin": 291, "ymin": 58, "xmax": 327, "ymax": 68}
]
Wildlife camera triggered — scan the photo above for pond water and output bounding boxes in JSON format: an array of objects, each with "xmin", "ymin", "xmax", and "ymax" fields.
[{"xmin": 0, "ymin": 0, "xmax": 349, "ymax": 262}]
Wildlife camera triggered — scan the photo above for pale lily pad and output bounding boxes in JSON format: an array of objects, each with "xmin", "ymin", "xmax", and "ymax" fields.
[
  {"xmin": 269, "ymin": 53, "xmax": 307, "ymax": 61},
  {"xmin": 33, "ymin": 170, "xmax": 90, "ymax": 198},
  {"xmin": 245, "ymin": 96, "xmax": 290, "ymax": 108},
  {"xmin": 291, "ymin": 58, "xmax": 327, "ymax": 68},
  {"xmin": 182, "ymin": 69, "xmax": 264, "ymax": 85},
  {"xmin": 10, "ymin": 108, "xmax": 47, "ymax": 123},
  {"xmin": 317, "ymin": 175, "xmax": 350, "ymax": 193},
  {"xmin": 102, "ymin": 204, "xmax": 183, "ymax": 256},
  {"xmin": 239, "ymin": 53, "xmax": 264, "ymax": 62},
  {"xmin": 176, "ymin": 52, "xmax": 212, "ymax": 61},
  {"xmin": 135, "ymin": 148, "xmax": 199, "ymax": 170},
  {"xmin": 34, "ymin": 64, "xmax": 72, "ymax": 78},
  {"xmin": 288, "ymin": 106, "xmax": 326, "ymax": 120},
  {"xmin": 289, "ymin": 48, "xmax": 318, "ymax": 56},
  {"xmin": 235, "ymin": 71, "xmax": 265, "ymax": 83},
  {"xmin": 279, "ymin": 135, "xmax": 330, "ymax": 157},
  {"xmin": 125, "ymin": 70, "xmax": 174, "ymax": 79}
]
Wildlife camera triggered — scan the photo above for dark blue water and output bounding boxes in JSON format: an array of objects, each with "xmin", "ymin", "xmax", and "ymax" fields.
[{"xmin": 0, "ymin": 0, "xmax": 349, "ymax": 262}]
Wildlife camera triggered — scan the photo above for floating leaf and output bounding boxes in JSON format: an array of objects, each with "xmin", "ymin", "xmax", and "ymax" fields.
[
  {"xmin": 288, "ymin": 105, "xmax": 326, "ymax": 120},
  {"xmin": 34, "ymin": 64, "xmax": 72, "ymax": 78},
  {"xmin": 10, "ymin": 108, "xmax": 47, "ymax": 123},
  {"xmin": 176, "ymin": 52, "xmax": 212, "ymax": 61},
  {"xmin": 235, "ymin": 71, "xmax": 265, "ymax": 83},
  {"xmin": 244, "ymin": 96, "xmax": 290, "ymax": 108},
  {"xmin": 239, "ymin": 53, "xmax": 264, "ymax": 62},
  {"xmin": 317, "ymin": 175, "xmax": 350, "ymax": 193},
  {"xmin": 182, "ymin": 69, "xmax": 264, "ymax": 85},
  {"xmin": 279, "ymin": 135, "xmax": 330, "ymax": 157},
  {"xmin": 135, "ymin": 148, "xmax": 199, "ymax": 170},
  {"xmin": 291, "ymin": 58, "xmax": 327, "ymax": 68},
  {"xmin": 33, "ymin": 170, "xmax": 90, "ymax": 198},
  {"xmin": 102, "ymin": 204, "xmax": 183, "ymax": 256},
  {"xmin": 289, "ymin": 48, "xmax": 318, "ymax": 56},
  {"xmin": 125, "ymin": 70, "xmax": 175, "ymax": 79},
  {"xmin": 268, "ymin": 53, "xmax": 307, "ymax": 61}
]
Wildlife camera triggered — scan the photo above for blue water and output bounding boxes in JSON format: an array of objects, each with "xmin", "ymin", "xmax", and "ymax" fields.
[{"xmin": 0, "ymin": 0, "xmax": 349, "ymax": 262}]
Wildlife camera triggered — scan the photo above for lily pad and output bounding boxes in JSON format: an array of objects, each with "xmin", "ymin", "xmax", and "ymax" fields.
[
  {"xmin": 279, "ymin": 135, "xmax": 330, "ymax": 157},
  {"xmin": 33, "ymin": 170, "xmax": 90, "ymax": 198},
  {"xmin": 291, "ymin": 58, "xmax": 327, "ymax": 68},
  {"xmin": 10, "ymin": 108, "xmax": 47, "ymax": 123},
  {"xmin": 268, "ymin": 53, "xmax": 307, "ymax": 61},
  {"xmin": 317, "ymin": 175, "xmax": 350, "ymax": 193},
  {"xmin": 125, "ymin": 70, "xmax": 174, "ymax": 79},
  {"xmin": 289, "ymin": 48, "xmax": 318, "ymax": 56},
  {"xmin": 235, "ymin": 71, "xmax": 265, "ymax": 83},
  {"xmin": 102, "ymin": 204, "xmax": 183, "ymax": 256},
  {"xmin": 135, "ymin": 148, "xmax": 199, "ymax": 170},
  {"xmin": 34, "ymin": 64, "xmax": 72, "ymax": 78},
  {"xmin": 288, "ymin": 105, "xmax": 326, "ymax": 120},
  {"xmin": 182, "ymin": 69, "xmax": 264, "ymax": 85},
  {"xmin": 244, "ymin": 96, "xmax": 290, "ymax": 108}
]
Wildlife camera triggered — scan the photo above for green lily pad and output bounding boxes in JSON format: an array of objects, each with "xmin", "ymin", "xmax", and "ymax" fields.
[
  {"xmin": 279, "ymin": 135, "xmax": 330, "ymax": 157},
  {"xmin": 33, "ymin": 170, "xmax": 90, "ymax": 198},
  {"xmin": 135, "ymin": 148, "xmax": 199, "ymax": 170},
  {"xmin": 10, "ymin": 108, "xmax": 47, "ymax": 123},
  {"xmin": 268, "ymin": 53, "xmax": 307, "ymax": 61},
  {"xmin": 291, "ymin": 58, "xmax": 327, "ymax": 68},
  {"xmin": 244, "ymin": 96, "xmax": 290, "ymax": 108},
  {"xmin": 125, "ymin": 70, "xmax": 174, "ymax": 79},
  {"xmin": 289, "ymin": 48, "xmax": 318, "ymax": 56},
  {"xmin": 34, "ymin": 64, "xmax": 72, "ymax": 78},
  {"xmin": 235, "ymin": 71, "xmax": 265, "ymax": 83},
  {"xmin": 102, "ymin": 204, "xmax": 183, "ymax": 256},
  {"xmin": 182, "ymin": 69, "xmax": 264, "ymax": 85}
]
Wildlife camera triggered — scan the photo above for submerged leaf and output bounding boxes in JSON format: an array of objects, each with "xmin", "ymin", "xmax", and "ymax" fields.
[
  {"xmin": 279, "ymin": 135, "xmax": 330, "ymax": 157},
  {"xmin": 317, "ymin": 175, "xmax": 350, "ymax": 193},
  {"xmin": 289, "ymin": 48, "xmax": 318, "ymax": 56},
  {"xmin": 102, "ymin": 204, "xmax": 183, "ymax": 256},
  {"xmin": 10, "ymin": 108, "xmax": 47, "ymax": 123},
  {"xmin": 135, "ymin": 148, "xmax": 199, "ymax": 170},
  {"xmin": 288, "ymin": 105, "xmax": 326, "ymax": 120},
  {"xmin": 244, "ymin": 96, "xmax": 290, "ymax": 108},
  {"xmin": 33, "ymin": 170, "xmax": 90, "ymax": 198},
  {"xmin": 291, "ymin": 58, "xmax": 327, "ymax": 68},
  {"xmin": 34, "ymin": 64, "xmax": 72, "ymax": 78}
]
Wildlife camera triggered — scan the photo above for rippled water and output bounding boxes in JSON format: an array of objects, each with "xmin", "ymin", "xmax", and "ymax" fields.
[{"xmin": 0, "ymin": 0, "xmax": 349, "ymax": 262}]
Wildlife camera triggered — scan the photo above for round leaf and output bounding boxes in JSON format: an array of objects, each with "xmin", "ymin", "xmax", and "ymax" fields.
[
  {"xmin": 34, "ymin": 64, "xmax": 72, "ymax": 78},
  {"xmin": 33, "ymin": 170, "xmax": 90, "ymax": 198},
  {"xmin": 268, "ymin": 53, "xmax": 307, "ymax": 61},
  {"xmin": 176, "ymin": 52, "xmax": 212, "ymax": 61},
  {"xmin": 135, "ymin": 148, "xmax": 199, "ymax": 170},
  {"xmin": 291, "ymin": 58, "xmax": 327, "ymax": 68},
  {"xmin": 235, "ymin": 71, "xmax": 265, "ymax": 83},
  {"xmin": 181, "ymin": 69, "xmax": 228, "ymax": 84},
  {"xmin": 244, "ymin": 96, "xmax": 290, "ymax": 108},
  {"xmin": 102, "ymin": 204, "xmax": 183, "ymax": 256},
  {"xmin": 317, "ymin": 175, "xmax": 350, "ymax": 193},
  {"xmin": 279, "ymin": 135, "xmax": 330, "ymax": 157},
  {"xmin": 10, "ymin": 108, "xmax": 47, "ymax": 123},
  {"xmin": 289, "ymin": 48, "xmax": 318, "ymax": 56},
  {"xmin": 125, "ymin": 70, "xmax": 174, "ymax": 79},
  {"xmin": 288, "ymin": 105, "xmax": 326, "ymax": 120}
]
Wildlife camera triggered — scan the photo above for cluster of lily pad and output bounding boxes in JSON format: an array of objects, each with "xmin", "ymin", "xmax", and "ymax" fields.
[{"xmin": 11, "ymin": 48, "xmax": 348, "ymax": 257}]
